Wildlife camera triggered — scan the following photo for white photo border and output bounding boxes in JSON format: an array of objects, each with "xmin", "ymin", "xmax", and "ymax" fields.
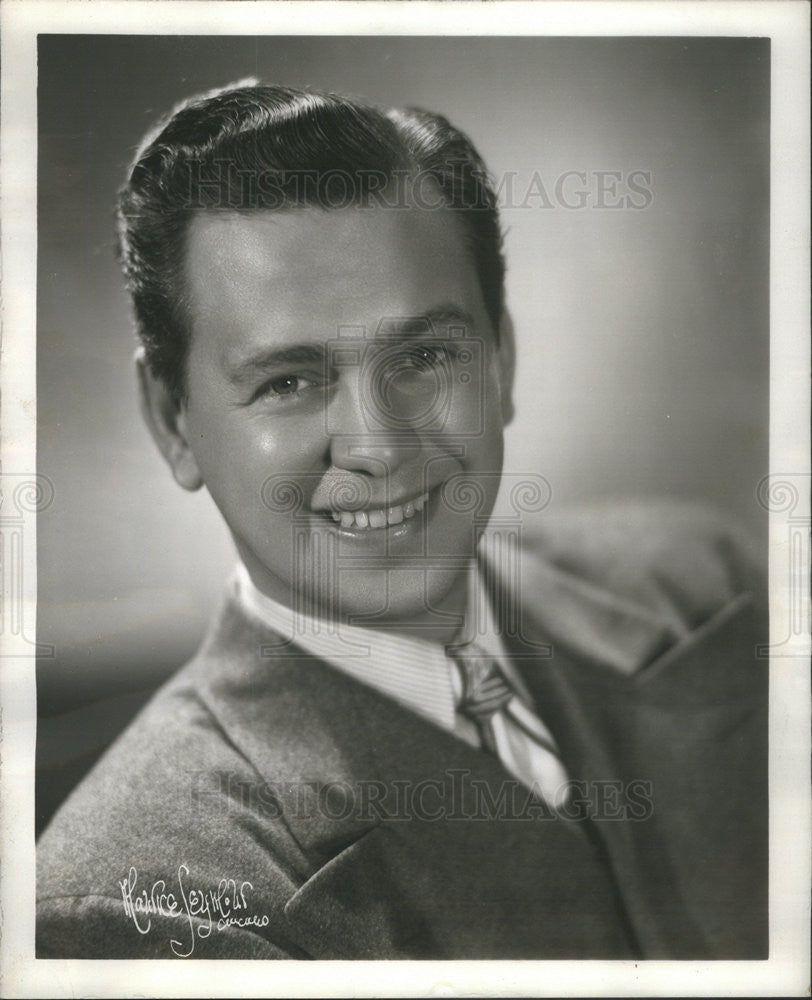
[{"xmin": 1, "ymin": 2, "xmax": 809, "ymax": 997}]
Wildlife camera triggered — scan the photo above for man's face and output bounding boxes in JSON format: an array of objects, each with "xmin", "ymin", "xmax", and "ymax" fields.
[{"xmin": 179, "ymin": 203, "xmax": 510, "ymax": 633}]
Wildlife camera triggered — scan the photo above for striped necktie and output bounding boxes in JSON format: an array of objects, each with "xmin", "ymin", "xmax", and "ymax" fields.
[{"xmin": 451, "ymin": 643, "xmax": 570, "ymax": 808}]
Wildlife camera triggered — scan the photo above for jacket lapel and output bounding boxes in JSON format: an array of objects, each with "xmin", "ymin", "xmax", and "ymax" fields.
[{"xmin": 194, "ymin": 594, "xmax": 637, "ymax": 959}]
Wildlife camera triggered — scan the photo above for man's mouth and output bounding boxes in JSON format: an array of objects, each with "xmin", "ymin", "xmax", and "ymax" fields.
[{"xmin": 326, "ymin": 491, "xmax": 430, "ymax": 531}]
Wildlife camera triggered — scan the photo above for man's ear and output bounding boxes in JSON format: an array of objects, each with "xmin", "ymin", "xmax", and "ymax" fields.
[
  {"xmin": 135, "ymin": 349, "xmax": 203, "ymax": 491},
  {"xmin": 496, "ymin": 309, "xmax": 516, "ymax": 426}
]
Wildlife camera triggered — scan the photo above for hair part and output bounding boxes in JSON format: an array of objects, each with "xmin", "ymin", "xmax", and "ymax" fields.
[{"xmin": 117, "ymin": 81, "xmax": 505, "ymax": 402}]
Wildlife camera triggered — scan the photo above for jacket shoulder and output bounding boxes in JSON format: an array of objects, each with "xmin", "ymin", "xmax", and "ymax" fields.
[
  {"xmin": 516, "ymin": 499, "xmax": 766, "ymax": 633},
  {"xmin": 36, "ymin": 666, "xmax": 309, "ymax": 958}
]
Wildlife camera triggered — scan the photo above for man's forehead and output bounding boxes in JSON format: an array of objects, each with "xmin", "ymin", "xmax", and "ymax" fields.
[
  {"xmin": 184, "ymin": 203, "xmax": 474, "ymax": 275},
  {"xmin": 182, "ymin": 206, "xmax": 488, "ymax": 358}
]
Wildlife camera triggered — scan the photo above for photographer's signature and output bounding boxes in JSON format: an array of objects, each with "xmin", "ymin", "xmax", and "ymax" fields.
[{"xmin": 118, "ymin": 864, "xmax": 269, "ymax": 957}]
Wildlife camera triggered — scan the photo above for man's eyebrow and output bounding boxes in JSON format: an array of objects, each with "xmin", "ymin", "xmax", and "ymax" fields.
[
  {"xmin": 227, "ymin": 305, "xmax": 475, "ymax": 383},
  {"xmin": 378, "ymin": 305, "xmax": 476, "ymax": 337},
  {"xmin": 227, "ymin": 344, "xmax": 326, "ymax": 384}
]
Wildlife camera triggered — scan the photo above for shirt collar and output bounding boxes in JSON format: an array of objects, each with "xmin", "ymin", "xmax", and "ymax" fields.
[
  {"xmin": 232, "ymin": 560, "xmax": 517, "ymax": 734},
  {"xmin": 233, "ymin": 563, "xmax": 455, "ymax": 731}
]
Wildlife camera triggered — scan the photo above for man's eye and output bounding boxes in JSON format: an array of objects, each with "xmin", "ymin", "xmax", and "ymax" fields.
[
  {"xmin": 404, "ymin": 344, "xmax": 447, "ymax": 371},
  {"xmin": 260, "ymin": 374, "xmax": 315, "ymax": 399}
]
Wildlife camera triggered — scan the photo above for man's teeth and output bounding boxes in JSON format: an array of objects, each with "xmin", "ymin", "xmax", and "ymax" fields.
[{"xmin": 330, "ymin": 492, "xmax": 428, "ymax": 530}]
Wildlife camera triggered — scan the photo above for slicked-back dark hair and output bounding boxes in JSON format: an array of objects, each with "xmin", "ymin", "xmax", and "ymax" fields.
[{"xmin": 117, "ymin": 81, "xmax": 505, "ymax": 401}]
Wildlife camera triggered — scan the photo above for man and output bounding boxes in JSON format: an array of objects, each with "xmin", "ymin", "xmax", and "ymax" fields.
[{"xmin": 36, "ymin": 82, "xmax": 767, "ymax": 959}]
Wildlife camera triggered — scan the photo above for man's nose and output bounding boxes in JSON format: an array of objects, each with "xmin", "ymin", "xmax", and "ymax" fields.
[{"xmin": 327, "ymin": 372, "xmax": 421, "ymax": 478}]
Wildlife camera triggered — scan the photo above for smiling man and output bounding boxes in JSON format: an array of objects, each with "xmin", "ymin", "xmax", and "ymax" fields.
[
  {"xmin": 166, "ymin": 205, "xmax": 509, "ymax": 635},
  {"xmin": 36, "ymin": 83, "xmax": 767, "ymax": 960}
]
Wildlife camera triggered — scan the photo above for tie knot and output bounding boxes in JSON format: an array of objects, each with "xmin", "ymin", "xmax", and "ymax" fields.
[{"xmin": 451, "ymin": 648, "xmax": 514, "ymax": 723}]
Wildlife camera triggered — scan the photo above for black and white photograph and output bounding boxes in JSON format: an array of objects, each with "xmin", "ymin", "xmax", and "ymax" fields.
[{"xmin": 0, "ymin": 2, "xmax": 809, "ymax": 997}]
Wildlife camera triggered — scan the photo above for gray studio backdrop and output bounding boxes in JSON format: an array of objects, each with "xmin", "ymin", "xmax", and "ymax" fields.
[{"xmin": 36, "ymin": 35, "xmax": 769, "ymax": 829}]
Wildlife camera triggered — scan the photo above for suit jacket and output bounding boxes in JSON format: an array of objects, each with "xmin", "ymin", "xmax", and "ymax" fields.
[{"xmin": 36, "ymin": 502, "xmax": 768, "ymax": 959}]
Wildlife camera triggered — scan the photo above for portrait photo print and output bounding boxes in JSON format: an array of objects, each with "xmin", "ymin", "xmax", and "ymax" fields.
[{"xmin": 34, "ymin": 33, "xmax": 769, "ymax": 964}]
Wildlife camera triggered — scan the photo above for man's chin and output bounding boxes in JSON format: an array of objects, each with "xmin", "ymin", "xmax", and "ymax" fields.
[
  {"xmin": 238, "ymin": 545, "xmax": 472, "ymax": 643},
  {"xmin": 333, "ymin": 565, "xmax": 471, "ymax": 642}
]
